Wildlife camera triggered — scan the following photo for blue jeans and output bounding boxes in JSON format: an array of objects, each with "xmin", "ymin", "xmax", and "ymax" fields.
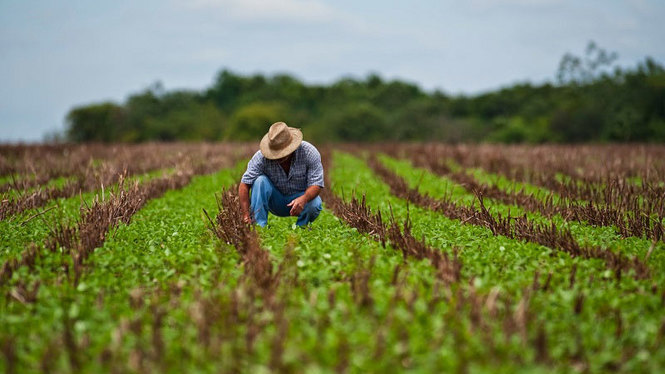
[{"xmin": 250, "ymin": 175, "xmax": 322, "ymax": 227}]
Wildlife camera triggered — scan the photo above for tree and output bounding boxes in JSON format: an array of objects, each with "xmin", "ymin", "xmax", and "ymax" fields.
[
  {"xmin": 66, "ymin": 102, "xmax": 124, "ymax": 142},
  {"xmin": 144, "ymin": 102, "xmax": 225, "ymax": 141},
  {"xmin": 225, "ymin": 102, "xmax": 287, "ymax": 141},
  {"xmin": 329, "ymin": 103, "xmax": 387, "ymax": 142},
  {"xmin": 62, "ymin": 53, "xmax": 665, "ymax": 144},
  {"xmin": 557, "ymin": 41, "xmax": 618, "ymax": 85}
]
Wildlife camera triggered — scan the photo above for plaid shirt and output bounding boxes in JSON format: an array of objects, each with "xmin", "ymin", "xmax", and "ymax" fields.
[{"xmin": 240, "ymin": 141, "xmax": 325, "ymax": 195}]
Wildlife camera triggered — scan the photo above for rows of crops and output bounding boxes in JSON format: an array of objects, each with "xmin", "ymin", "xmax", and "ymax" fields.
[{"xmin": 1, "ymin": 143, "xmax": 664, "ymax": 372}]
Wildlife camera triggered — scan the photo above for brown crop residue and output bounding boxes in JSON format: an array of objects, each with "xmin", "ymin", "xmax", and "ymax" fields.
[
  {"xmin": 321, "ymin": 148, "xmax": 564, "ymax": 367},
  {"xmin": 206, "ymin": 186, "xmax": 278, "ymax": 293},
  {"xmin": 362, "ymin": 143, "xmax": 665, "ymax": 243},
  {"xmin": 364, "ymin": 153, "xmax": 650, "ymax": 280},
  {"xmin": 0, "ymin": 143, "xmax": 254, "ymax": 221},
  {"xmin": 320, "ymin": 148, "xmax": 461, "ymax": 284},
  {"xmin": 1, "ymin": 144, "xmax": 251, "ymax": 287}
]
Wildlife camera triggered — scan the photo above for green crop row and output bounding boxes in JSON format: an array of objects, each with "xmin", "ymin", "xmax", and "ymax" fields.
[
  {"xmin": 0, "ymin": 163, "xmax": 242, "ymax": 372},
  {"xmin": 0, "ymin": 176, "xmax": 75, "ymax": 200},
  {"xmin": 380, "ymin": 154, "xmax": 665, "ymax": 265},
  {"xmin": 332, "ymin": 152, "xmax": 665, "ymax": 372},
  {"xmin": 1, "ymin": 151, "xmax": 663, "ymax": 373},
  {"xmin": 446, "ymin": 158, "xmax": 566, "ymax": 204},
  {"xmin": 1, "ymin": 158, "xmax": 466, "ymax": 372},
  {"xmin": 0, "ymin": 168, "xmax": 174, "ymax": 262}
]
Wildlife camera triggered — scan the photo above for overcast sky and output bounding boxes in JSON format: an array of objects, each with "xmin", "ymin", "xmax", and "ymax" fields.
[{"xmin": 1, "ymin": 0, "xmax": 664, "ymax": 142}]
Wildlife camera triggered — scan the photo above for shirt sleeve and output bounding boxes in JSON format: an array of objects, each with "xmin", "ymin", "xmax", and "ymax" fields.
[
  {"xmin": 306, "ymin": 145, "xmax": 325, "ymax": 188},
  {"xmin": 240, "ymin": 151, "xmax": 265, "ymax": 185}
]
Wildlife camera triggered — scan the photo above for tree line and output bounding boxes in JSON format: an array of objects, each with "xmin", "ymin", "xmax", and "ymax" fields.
[{"xmin": 65, "ymin": 43, "xmax": 665, "ymax": 143}]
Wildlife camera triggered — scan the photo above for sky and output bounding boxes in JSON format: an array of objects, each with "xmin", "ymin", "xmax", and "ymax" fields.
[{"xmin": 1, "ymin": 0, "xmax": 664, "ymax": 142}]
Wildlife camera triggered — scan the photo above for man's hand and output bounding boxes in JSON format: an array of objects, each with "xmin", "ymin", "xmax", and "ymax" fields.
[
  {"xmin": 238, "ymin": 183, "xmax": 252, "ymax": 224},
  {"xmin": 287, "ymin": 195, "xmax": 308, "ymax": 216},
  {"xmin": 288, "ymin": 185, "xmax": 321, "ymax": 217}
]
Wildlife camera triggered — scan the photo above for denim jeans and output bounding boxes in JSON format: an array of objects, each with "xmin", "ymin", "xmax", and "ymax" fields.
[{"xmin": 250, "ymin": 175, "xmax": 322, "ymax": 227}]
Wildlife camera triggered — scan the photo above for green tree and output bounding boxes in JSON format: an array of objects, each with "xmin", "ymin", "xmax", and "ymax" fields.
[
  {"xmin": 488, "ymin": 116, "xmax": 551, "ymax": 143},
  {"xmin": 225, "ymin": 102, "xmax": 287, "ymax": 141},
  {"xmin": 144, "ymin": 102, "xmax": 225, "ymax": 141},
  {"xmin": 557, "ymin": 41, "xmax": 618, "ymax": 85},
  {"xmin": 66, "ymin": 102, "xmax": 124, "ymax": 142},
  {"xmin": 62, "ymin": 51, "xmax": 665, "ymax": 144},
  {"xmin": 206, "ymin": 70, "xmax": 246, "ymax": 112},
  {"xmin": 329, "ymin": 103, "xmax": 387, "ymax": 142}
]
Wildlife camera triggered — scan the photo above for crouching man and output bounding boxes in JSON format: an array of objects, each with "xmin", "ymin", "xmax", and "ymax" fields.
[{"xmin": 239, "ymin": 121, "xmax": 324, "ymax": 227}]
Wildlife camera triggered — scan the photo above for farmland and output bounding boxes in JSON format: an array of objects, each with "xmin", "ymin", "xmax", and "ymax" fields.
[{"xmin": 1, "ymin": 143, "xmax": 664, "ymax": 373}]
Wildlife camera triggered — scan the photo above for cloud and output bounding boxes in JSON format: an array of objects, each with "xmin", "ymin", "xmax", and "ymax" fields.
[
  {"xmin": 188, "ymin": 48, "xmax": 231, "ymax": 64},
  {"xmin": 173, "ymin": 0, "xmax": 406, "ymax": 47},
  {"xmin": 180, "ymin": 0, "xmax": 343, "ymax": 23},
  {"xmin": 626, "ymin": 0, "xmax": 656, "ymax": 15},
  {"xmin": 467, "ymin": 0, "xmax": 565, "ymax": 11}
]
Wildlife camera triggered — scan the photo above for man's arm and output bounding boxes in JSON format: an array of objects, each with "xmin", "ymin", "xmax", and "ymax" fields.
[
  {"xmin": 239, "ymin": 183, "xmax": 252, "ymax": 224},
  {"xmin": 288, "ymin": 144, "xmax": 324, "ymax": 216},
  {"xmin": 239, "ymin": 151, "xmax": 265, "ymax": 224},
  {"xmin": 287, "ymin": 185, "xmax": 321, "ymax": 216}
]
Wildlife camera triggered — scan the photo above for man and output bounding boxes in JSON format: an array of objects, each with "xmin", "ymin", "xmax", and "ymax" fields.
[{"xmin": 239, "ymin": 121, "xmax": 324, "ymax": 227}]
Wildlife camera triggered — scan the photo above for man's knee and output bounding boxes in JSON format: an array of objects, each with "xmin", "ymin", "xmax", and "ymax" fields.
[
  {"xmin": 296, "ymin": 196, "xmax": 322, "ymax": 226},
  {"xmin": 304, "ymin": 196, "xmax": 322, "ymax": 214},
  {"xmin": 251, "ymin": 175, "xmax": 273, "ymax": 194},
  {"xmin": 254, "ymin": 175, "xmax": 270, "ymax": 187}
]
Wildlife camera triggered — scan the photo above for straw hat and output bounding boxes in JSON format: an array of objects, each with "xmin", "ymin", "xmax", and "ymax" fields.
[{"xmin": 259, "ymin": 122, "xmax": 303, "ymax": 159}]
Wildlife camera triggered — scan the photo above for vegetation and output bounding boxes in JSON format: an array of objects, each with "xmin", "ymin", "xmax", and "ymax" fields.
[
  {"xmin": 1, "ymin": 143, "xmax": 664, "ymax": 372},
  {"xmin": 64, "ymin": 43, "xmax": 665, "ymax": 144}
]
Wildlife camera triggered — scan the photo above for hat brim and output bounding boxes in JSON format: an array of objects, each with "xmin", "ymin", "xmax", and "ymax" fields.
[{"xmin": 259, "ymin": 127, "xmax": 303, "ymax": 159}]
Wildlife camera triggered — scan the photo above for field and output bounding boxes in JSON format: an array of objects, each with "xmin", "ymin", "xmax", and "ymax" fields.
[{"xmin": 1, "ymin": 143, "xmax": 664, "ymax": 373}]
